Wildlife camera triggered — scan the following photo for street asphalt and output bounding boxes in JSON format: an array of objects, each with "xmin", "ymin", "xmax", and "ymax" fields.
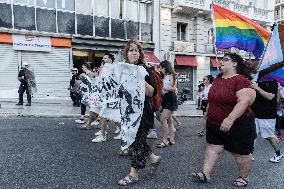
[{"xmin": 0, "ymin": 117, "xmax": 283, "ymax": 189}]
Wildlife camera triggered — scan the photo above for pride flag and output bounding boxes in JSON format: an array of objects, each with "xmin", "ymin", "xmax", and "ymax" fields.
[
  {"xmin": 213, "ymin": 4, "xmax": 270, "ymax": 59},
  {"xmin": 260, "ymin": 67, "xmax": 284, "ymax": 86},
  {"xmin": 258, "ymin": 23, "xmax": 284, "ymax": 72}
]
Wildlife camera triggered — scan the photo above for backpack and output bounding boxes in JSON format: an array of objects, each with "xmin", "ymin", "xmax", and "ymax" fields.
[{"xmin": 151, "ymin": 68, "xmax": 163, "ymax": 112}]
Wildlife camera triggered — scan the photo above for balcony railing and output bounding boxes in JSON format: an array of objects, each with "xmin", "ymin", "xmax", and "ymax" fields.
[
  {"xmin": 254, "ymin": 8, "xmax": 269, "ymax": 18},
  {"xmin": 174, "ymin": 41, "xmax": 195, "ymax": 53},
  {"xmin": 276, "ymin": 0, "xmax": 284, "ymax": 5},
  {"xmin": 213, "ymin": 0, "xmax": 230, "ymax": 9},
  {"xmin": 174, "ymin": 0, "xmax": 209, "ymax": 11}
]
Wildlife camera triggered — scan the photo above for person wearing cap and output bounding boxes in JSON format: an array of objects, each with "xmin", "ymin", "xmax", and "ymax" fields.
[
  {"xmin": 70, "ymin": 68, "xmax": 81, "ymax": 106},
  {"xmin": 16, "ymin": 62, "xmax": 32, "ymax": 106}
]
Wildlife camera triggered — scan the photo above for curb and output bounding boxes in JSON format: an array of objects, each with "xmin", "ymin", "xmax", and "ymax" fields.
[{"xmin": 0, "ymin": 113, "xmax": 203, "ymax": 118}]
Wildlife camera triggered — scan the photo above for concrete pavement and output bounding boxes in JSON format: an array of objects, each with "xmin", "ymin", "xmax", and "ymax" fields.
[
  {"xmin": 0, "ymin": 117, "xmax": 283, "ymax": 188},
  {"xmin": 0, "ymin": 98, "xmax": 203, "ymax": 118}
]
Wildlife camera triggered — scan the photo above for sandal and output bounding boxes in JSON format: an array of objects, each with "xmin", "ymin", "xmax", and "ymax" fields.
[
  {"xmin": 118, "ymin": 150, "xmax": 129, "ymax": 156},
  {"xmin": 191, "ymin": 172, "xmax": 210, "ymax": 183},
  {"xmin": 198, "ymin": 131, "xmax": 205, "ymax": 137},
  {"xmin": 150, "ymin": 156, "xmax": 162, "ymax": 175},
  {"xmin": 118, "ymin": 174, "xmax": 138, "ymax": 186},
  {"xmin": 168, "ymin": 138, "xmax": 175, "ymax": 145},
  {"xmin": 176, "ymin": 123, "xmax": 182, "ymax": 130},
  {"xmin": 80, "ymin": 124, "xmax": 92, "ymax": 130},
  {"xmin": 156, "ymin": 141, "xmax": 169, "ymax": 148},
  {"xmin": 232, "ymin": 176, "xmax": 249, "ymax": 187}
]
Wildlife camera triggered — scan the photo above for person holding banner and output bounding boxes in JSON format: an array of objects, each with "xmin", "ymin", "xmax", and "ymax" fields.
[
  {"xmin": 192, "ymin": 53, "xmax": 256, "ymax": 187},
  {"xmin": 117, "ymin": 39, "xmax": 161, "ymax": 186}
]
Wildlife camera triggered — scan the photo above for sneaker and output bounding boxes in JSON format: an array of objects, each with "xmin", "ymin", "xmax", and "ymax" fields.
[
  {"xmin": 91, "ymin": 120, "xmax": 100, "ymax": 126},
  {"xmin": 95, "ymin": 130, "xmax": 107, "ymax": 136},
  {"xmin": 147, "ymin": 130, "xmax": 158, "ymax": 139},
  {"xmin": 75, "ymin": 119, "xmax": 84, "ymax": 124},
  {"xmin": 91, "ymin": 135, "xmax": 106, "ymax": 143},
  {"xmin": 114, "ymin": 128, "xmax": 120, "ymax": 134},
  {"xmin": 114, "ymin": 134, "xmax": 122, "ymax": 140},
  {"xmin": 269, "ymin": 153, "xmax": 283, "ymax": 163}
]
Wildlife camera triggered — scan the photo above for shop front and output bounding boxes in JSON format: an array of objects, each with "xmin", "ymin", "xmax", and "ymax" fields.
[
  {"xmin": 210, "ymin": 57, "xmax": 221, "ymax": 77},
  {"xmin": 0, "ymin": 33, "xmax": 72, "ymax": 98},
  {"xmin": 174, "ymin": 55, "xmax": 198, "ymax": 101}
]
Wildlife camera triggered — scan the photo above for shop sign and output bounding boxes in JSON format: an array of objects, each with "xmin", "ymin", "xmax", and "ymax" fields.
[{"xmin": 12, "ymin": 35, "xmax": 51, "ymax": 52}]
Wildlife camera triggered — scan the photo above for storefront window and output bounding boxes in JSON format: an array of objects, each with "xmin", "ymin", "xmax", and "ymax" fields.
[
  {"xmin": 13, "ymin": 0, "xmax": 34, "ymax": 5},
  {"xmin": 36, "ymin": 0, "xmax": 55, "ymax": 8},
  {"xmin": 76, "ymin": 0, "xmax": 92, "ymax": 14},
  {"xmin": 94, "ymin": 0, "xmax": 109, "ymax": 17},
  {"xmin": 110, "ymin": 0, "xmax": 121, "ymax": 18},
  {"xmin": 125, "ymin": 0, "xmax": 138, "ymax": 21},
  {"xmin": 57, "ymin": 0, "xmax": 75, "ymax": 11}
]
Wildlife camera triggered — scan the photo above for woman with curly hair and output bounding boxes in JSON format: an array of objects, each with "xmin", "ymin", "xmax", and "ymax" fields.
[{"xmin": 118, "ymin": 39, "xmax": 161, "ymax": 186}]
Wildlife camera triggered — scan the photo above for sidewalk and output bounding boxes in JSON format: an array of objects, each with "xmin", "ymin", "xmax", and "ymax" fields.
[{"xmin": 0, "ymin": 98, "xmax": 203, "ymax": 118}]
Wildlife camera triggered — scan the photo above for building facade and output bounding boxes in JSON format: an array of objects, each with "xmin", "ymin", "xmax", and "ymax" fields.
[
  {"xmin": 275, "ymin": 0, "xmax": 284, "ymax": 24},
  {"xmin": 158, "ymin": 0, "xmax": 275, "ymax": 101},
  {"xmin": 0, "ymin": 0, "xmax": 159, "ymax": 98}
]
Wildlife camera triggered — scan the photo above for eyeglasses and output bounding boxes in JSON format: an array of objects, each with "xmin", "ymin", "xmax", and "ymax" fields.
[{"xmin": 221, "ymin": 57, "xmax": 233, "ymax": 62}]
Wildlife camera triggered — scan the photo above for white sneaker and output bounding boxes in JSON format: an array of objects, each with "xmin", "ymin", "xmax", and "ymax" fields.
[
  {"xmin": 114, "ymin": 134, "xmax": 122, "ymax": 140},
  {"xmin": 75, "ymin": 119, "xmax": 84, "ymax": 124},
  {"xmin": 269, "ymin": 153, "xmax": 283, "ymax": 163},
  {"xmin": 147, "ymin": 130, "xmax": 158, "ymax": 139},
  {"xmin": 91, "ymin": 135, "xmax": 106, "ymax": 143},
  {"xmin": 91, "ymin": 120, "xmax": 99, "ymax": 126},
  {"xmin": 114, "ymin": 128, "xmax": 120, "ymax": 134},
  {"xmin": 95, "ymin": 130, "xmax": 107, "ymax": 136}
]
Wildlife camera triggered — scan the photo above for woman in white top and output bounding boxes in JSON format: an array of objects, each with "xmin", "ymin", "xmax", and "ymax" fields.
[
  {"xmin": 198, "ymin": 75, "xmax": 214, "ymax": 136},
  {"xmin": 157, "ymin": 60, "xmax": 178, "ymax": 148}
]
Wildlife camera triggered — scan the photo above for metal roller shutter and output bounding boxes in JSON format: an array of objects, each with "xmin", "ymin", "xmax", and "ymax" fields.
[
  {"xmin": 22, "ymin": 47, "xmax": 71, "ymax": 98},
  {"xmin": 0, "ymin": 44, "xmax": 19, "ymax": 98}
]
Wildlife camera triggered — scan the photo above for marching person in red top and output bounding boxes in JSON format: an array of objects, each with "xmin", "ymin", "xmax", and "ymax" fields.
[{"xmin": 192, "ymin": 53, "xmax": 256, "ymax": 187}]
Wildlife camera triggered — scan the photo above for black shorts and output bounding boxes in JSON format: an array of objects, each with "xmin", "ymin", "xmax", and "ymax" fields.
[
  {"xmin": 162, "ymin": 91, "xmax": 178, "ymax": 111},
  {"xmin": 206, "ymin": 114, "xmax": 256, "ymax": 155}
]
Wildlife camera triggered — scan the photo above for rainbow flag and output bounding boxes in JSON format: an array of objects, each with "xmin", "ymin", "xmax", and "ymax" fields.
[{"xmin": 213, "ymin": 4, "xmax": 271, "ymax": 59}]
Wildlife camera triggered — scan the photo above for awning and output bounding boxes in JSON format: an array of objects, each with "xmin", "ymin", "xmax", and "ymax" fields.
[
  {"xmin": 145, "ymin": 52, "xmax": 160, "ymax": 63},
  {"xmin": 175, "ymin": 55, "xmax": 198, "ymax": 66},
  {"xmin": 210, "ymin": 57, "xmax": 221, "ymax": 67}
]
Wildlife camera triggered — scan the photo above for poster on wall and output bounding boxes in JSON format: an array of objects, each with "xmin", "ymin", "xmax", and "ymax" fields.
[
  {"xmin": 175, "ymin": 67, "xmax": 193, "ymax": 100},
  {"xmin": 12, "ymin": 35, "xmax": 51, "ymax": 52}
]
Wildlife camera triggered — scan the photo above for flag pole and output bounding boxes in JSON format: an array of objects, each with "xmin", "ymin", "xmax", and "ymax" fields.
[{"xmin": 210, "ymin": 2, "xmax": 220, "ymax": 70}]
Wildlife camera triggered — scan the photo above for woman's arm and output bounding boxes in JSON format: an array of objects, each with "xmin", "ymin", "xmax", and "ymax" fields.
[
  {"xmin": 145, "ymin": 81, "xmax": 154, "ymax": 97},
  {"xmin": 220, "ymin": 88, "xmax": 256, "ymax": 132},
  {"xmin": 252, "ymin": 82, "xmax": 275, "ymax": 101}
]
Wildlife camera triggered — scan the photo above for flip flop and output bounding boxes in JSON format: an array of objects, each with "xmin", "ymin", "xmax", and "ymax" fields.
[
  {"xmin": 80, "ymin": 125, "xmax": 92, "ymax": 130},
  {"xmin": 118, "ymin": 174, "xmax": 138, "ymax": 186},
  {"xmin": 191, "ymin": 172, "xmax": 210, "ymax": 183},
  {"xmin": 156, "ymin": 141, "xmax": 169, "ymax": 148},
  {"xmin": 232, "ymin": 176, "xmax": 249, "ymax": 187}
]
